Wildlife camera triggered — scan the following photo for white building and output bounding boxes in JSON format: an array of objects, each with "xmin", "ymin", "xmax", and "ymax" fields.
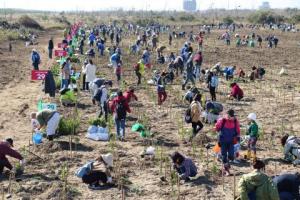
[
  {"xmin": 183, "ymin": 0, "xmax": 197, "ymax": 12},
  {"xmin": 259, "ymin": 1, "xmax": 270, "ymax": 10}
]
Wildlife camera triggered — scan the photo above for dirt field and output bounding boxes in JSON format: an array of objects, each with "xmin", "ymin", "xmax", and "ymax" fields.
[{"xmin": 0, "ymin": 24, "xmax": 300, "ymax": 200}]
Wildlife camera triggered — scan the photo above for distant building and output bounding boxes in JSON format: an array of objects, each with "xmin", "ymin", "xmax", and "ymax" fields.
[
  {"xmin": 259, "ymin": 1, "xmax": 270, "ymax": 10},
  {"xmin": 183, "ymin": 0, "xmax": 197, "ymax": 12}
]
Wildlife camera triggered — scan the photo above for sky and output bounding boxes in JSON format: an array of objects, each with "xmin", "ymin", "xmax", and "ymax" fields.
[{"xmin": 1, "ymin": 0, "xmax": 299, "ymax": 11}]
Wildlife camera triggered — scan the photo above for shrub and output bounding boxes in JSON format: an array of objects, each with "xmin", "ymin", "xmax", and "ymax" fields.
[
  {"xmin": 248, "ymin": 11, "xmax": 285, "ymax": 24},
  {"xmin": 88, "ymin": 117, "xmax": 107, "ymax": 128},
  {"xmin": 223, "ymin": 16, "xmax": 234, "ymax": 25},
  {"xmin": 18, "ymin": 15, "xmax": 43, "ymax": 30},
  {"xmin": 58, "ymin": 117, "xmax": 80, "ymax": 135},
  {"xmin": 179, "ymin": 14, "xmax": 195, "ymax": 21},
  {"xmin": 169, "ymin": 16, "xmax": 176, "ymax": 21},
  {"xmin": 291, "ymin": 14, "xmax": 300, "ymax": 23}
]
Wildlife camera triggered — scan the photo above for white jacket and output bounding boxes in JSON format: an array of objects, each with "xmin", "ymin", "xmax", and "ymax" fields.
[{"xmin": 84, "ymin": 64, "xmax": 96, "ymax": 82}]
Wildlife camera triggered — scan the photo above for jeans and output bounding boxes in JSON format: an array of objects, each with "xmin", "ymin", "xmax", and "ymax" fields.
[
  {"xmin": 99, "ymin": 101, "xmax": 108, "ymax": 122},
  {"xmin": 115, "ymin": 118, "xmax": 126, "ymax": 138},
  {"xmin": 48, "ymin": 49, "xmax": 53, "ymax": 59},
  {"xmin": 220, "ymin": 142, "xmax": 234, "ymax": 164},
  {"xmin": 194, "ymin": 64, "xmax": 201, "ymax": 80},
  {"xmin": 182, "ymin": 73, "xmax": 195, "ymax": 89},
  {"xmin": 85, "ymin": 82, "xmax": 90, "ymax": 91},
  {"xmin": 61, "ymin": 79, "xmax": 69, "ymax": 89},
  {"xmin": 209, "ymin": 86, "xmax": 216, "ymax": 101}
]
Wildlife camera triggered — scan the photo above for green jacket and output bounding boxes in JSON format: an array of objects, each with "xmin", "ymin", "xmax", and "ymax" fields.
[
  {"xmin": 238, "ymin": 170, "xmax": 279, "ymax": 200},
  {"xmin": 247, "ymin": 121, "xmax": 259, "ymax": 138}
]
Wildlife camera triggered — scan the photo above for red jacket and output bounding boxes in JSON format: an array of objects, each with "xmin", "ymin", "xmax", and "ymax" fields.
[
  {"xmin": 231, "ymin": 84, "xmax": 244, "ymax": 99},
  {"xmin": 0, "ymin": 142, "xmax": 23, "ymax": 160},
  {"xmin": 124, "ymin": 91, "xmax": 138, "ymax": 103},
  {"xmin": 193, "ymin": 53, "xmax": 202, "ymax": 63},
  {"xmin": 111, "ymin": 96, "xmax": 131, "ymax": 114}
]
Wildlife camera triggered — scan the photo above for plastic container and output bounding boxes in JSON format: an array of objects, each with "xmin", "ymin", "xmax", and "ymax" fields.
[{"xmin": 32, "ymin": 132, "xmax": 43, "ymax": 144}]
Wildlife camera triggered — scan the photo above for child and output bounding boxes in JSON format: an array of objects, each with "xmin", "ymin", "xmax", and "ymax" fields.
[
  {"xmin": 157, "ymin": 72, "xmax": 167, "ymax": 105},
  {"xmin": 115, "ymin": 63, "xmax": 122, "ymax": 86},
  {"xmin": 245, "ymin": 113, "xmax": 259, "ymax": 161},
  {"xmin": 170, "ymin": 152, "xmax": 197, "ymax": 182},
  {"xmin": 30, "ymin": 112, "xmax": 40, "ymax": 131}
]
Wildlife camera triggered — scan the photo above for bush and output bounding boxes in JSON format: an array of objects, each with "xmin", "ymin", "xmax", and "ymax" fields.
[
  {"xmin": 88, "ymin": 118, "xmax": 107, "ymax": 128},
  {"xmin": 169, "ymin": 16, "xmax": 176, "ymax": 21},
  {"xmin": 223, "ymin": 16, "xmax": 234, "ymax": 24},
  {"xmin": 58, "ymin": 117, "xmax": 80, "ymax": 135},
  {"xmin": 179, "ymin": 14, "xmax": 195, "ymax": 21},
  {"xmin": 248, "ymin": 11, "xmax": 285, "ymax": 24},
  {"xmin": 291, "ymin": 14, "xmax": 300, "ymax": 23},
  {"xmin": 18, "ymin": 15, "xmax": 43, "ymax": 30}
]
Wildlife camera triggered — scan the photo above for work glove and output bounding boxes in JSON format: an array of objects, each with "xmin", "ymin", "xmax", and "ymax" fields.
[{"xmin": 107, "ymin": 176, "xmax": 113, "ymax": 183}]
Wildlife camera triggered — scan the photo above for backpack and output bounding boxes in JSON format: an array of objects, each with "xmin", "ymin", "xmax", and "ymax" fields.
[
  {"xmin": 116, "ymin": 99, "xmax": 127, "ymax": 119},
  {"xmin": 219, "ymin": 118, "xmax": 238, "ymax": 142},
  {"xmin": 75, "ymin": 161, "xmax": 93, "ymax": 178},
  {"xmin": 94, "ymin": 87, "xmax": 104, "ymax": 102},
  {"xmin": 184, "ymin": 107, "xmax": 192, "ymax": 123}
]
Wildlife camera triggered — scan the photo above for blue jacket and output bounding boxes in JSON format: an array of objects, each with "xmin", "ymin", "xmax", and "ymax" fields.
[
  {"xmin": 110, "ymin": 53, "xmax": 120, "ymax": 63},
  {"xmin": 89, "ymin": 34, "xmax": 96, "ymax": 42},
  {"xmin": 97, "ymin": 42, "xmax": 105, "ymax": 51},
  {"xmin": 32, "ymin": 52, "xmax": 40, "ymax": 64}
]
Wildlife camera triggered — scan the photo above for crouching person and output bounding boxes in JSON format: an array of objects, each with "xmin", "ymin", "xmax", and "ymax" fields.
[
  {"xmin": 0, "ymin": 138, "xmax": 25, "ymax": 176},
  {"xmin": 32, "ymin": 110, "xmax": 61, "ymax": 141},
  {"xmin": 81, "ymin": 153, "xmax": 114, "ymax": 190},
  {"xmin": 170, "ymin": 152, "xmax": 197, "ymax": 182},
  {"xmin": 273, "ymin": 173, "xmax": 300, "ymax": 200},
  {"xmin": 281, "ymin": 134, "xmax": 300, "ymax": 165}
]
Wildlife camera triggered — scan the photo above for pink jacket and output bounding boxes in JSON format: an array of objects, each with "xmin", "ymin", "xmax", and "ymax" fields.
[{"xmin": 215, "ymin": 117, "xmax": 241, "ymax": 137}]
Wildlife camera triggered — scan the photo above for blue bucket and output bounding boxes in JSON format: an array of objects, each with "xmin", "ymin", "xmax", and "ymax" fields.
[{"xmin": 32, "ymin": 132, "xmax": 43, "ymax": 144}]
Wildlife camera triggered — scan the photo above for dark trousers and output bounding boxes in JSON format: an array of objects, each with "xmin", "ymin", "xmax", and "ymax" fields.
[
  {"xmin": 192, "ymin": 121, "xmax": 203, "ymax": 136},
  {"xmin": 99, "ymin": 101, "xmax": 108, "ymax": 122},
  {"xmin": 209, "ymin": 86, "xmax": 216, "ymax": 101},
  {"xmin": 48, "ymin": 49, "xmax": 53, "ymax": 59},
  {"xmin": 33, "ymin": 63, "xmax": 39, "ymax": 70},
  {"xmin": 85, "ymin": 82, "xmax": 89, "ymax": 90},
  {"xmin": 0, "ymin": 158, "xmax": 12, "ymax": 174},
  {"xmin": 136, "ymin": 71, "xmax": 141, "ymax": 85},
  {"xmin": 82, "ymin": 171, "xmax": 107, "ymax": 186},
  {"xmin": 82, "ymin": 74, "xmax": 86, "ymax": 90},
  {"xmin": 220, "ymin": 142, "xmax": 234, "ymax": 164}
]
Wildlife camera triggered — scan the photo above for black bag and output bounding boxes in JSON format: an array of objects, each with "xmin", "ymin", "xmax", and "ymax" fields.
[
  {"xmin": 184, "ymin": 107, "xmax": 192, "ymax": 123},
  {"xmin": 94, "ymin": 87, "xmax": 103, "ymax": 102},
  {"xmin": 116, "ymin": 99, "xmax": 127, "ymax": 119}
]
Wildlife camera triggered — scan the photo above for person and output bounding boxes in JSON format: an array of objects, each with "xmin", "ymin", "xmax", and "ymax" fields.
[
  {"xmin": 82, "ymin": 153, "xmax": 114, "ymax": 189},
  {"xmin": 224, "ymin": 66, "xmax": 236, "ymax": 81},
  {"xmin": 32, "ymin": 109, "xmax": 61, "ymax": 141},
  {"xmin": 61, "ymin": 60, "xmax": 71, "ymax": 89},
  {"xmin": 0, "ymin": 138, "xmax": 24, "ymax": 175},
  {"xmin": 111, "ymin": 91, "xmax": 131, "ymax": 141},
  {"xmin": 115, "ymin": 63, "xmax": 122, "ymax": 86},
  {"xmin": 182, "ymin": 52, "xmax": 195, "ymax": 90},
  {"xmin": 237, "ymin": 160, "xmax": 279, "ymax": 200},
  {"xmin": 170, "ymin": 152, "xmax": 197, "ymax": 182},
  {"xmin": 157, "ymin": 72, "xmax": 167, "ymax": 105},
  {"xmin": 89, "ymin": 32, "xmax": 96, "ymax": 47},
  {"xmin": 257, "ymin": 35, "xmax": 263, "ymax": 48},
  {"xmin": 81, "ymin": 60, "xmax": 88, "ymax": 91},
  {"xmin": 273, "ymin": 36, "xmax": 279, "ymax": 48},
  {"xmin": 151, "ymin": 34, "xmax": 158, "ymax": 51},
  {"xmin": 224, "ymin": 31, "xmax": 231, "ymax": 45},
  {"xmin": 215, "ymin": 109, "xmax": 240, "ymax": 175},
  {"xmin": 168, "ymin": 33, "xmax": 172, "ymax": 46},
  {"xmin": 193, "ymin": 51, "xmax": 203, "ymax": 81},
  {"xmin": 97, "ymin": 40, "xmax": 105, "ymax": 56},
  {"xmin": 134, "ymin": 61, "xmax": 144, "ymax": 85},
  {"xmin": 142, "ymin": 47, "xmax": 151, "ymax": 66},
  {"xmin": 174, "ymin": 56, "xmax": 184, "ymax": 76},
  {"xmin": 209, "ymin": 71, "xmax": 219, "ymax": 101},
  {"xmin": 48, "ymin": 37, "xmax": 54, "ymax": 59},
  {"xmin": 110, "ymin": 51, "xmax": 121, "ymax": 68},
  {"xmin": 83, "ymin": 59, "xmax": 96, "ymax": 91},
  {"xmin": 190, "ymin": 94, "xmax": 204, "ymax": 140},
  {"xmin": 229, "ymin": 82, "xmax": 244, "ymax": 101},
  {"xmin": 245, "ymin": 113, "xmax": 259, "ymax": 161},
  {"xmin": 273, "ymin": 173, "xmax": 300, "ymax": 200},
  {"xmin": 124, "ymin": 87, "xmax": 138, "ymax": 104},
  {"xmin": 281, "ymin": 134, "xmax": 300, "ymax": 165},
  {"xmin": 94, "ymin": 81, "xmax": 110, "ymax": 122},
  {"xmin": 79, "ymin": 38, "xmax": 84, "ymax": 55},
  {"xmin": 31, "ymin": 49, "xmax": 40, "ymax": 70},
  {"xmin": 203, "ymin": 101, "xmax": 223, "ymax": 124}
]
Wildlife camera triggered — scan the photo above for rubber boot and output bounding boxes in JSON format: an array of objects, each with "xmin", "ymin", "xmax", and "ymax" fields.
[
  {"xmin": 222, "ymin": 163, "xmax": 231, "ymax": 176},
  {"xmin": 244, "ymin": 150, "xmax": 251, "ymax": 160}
]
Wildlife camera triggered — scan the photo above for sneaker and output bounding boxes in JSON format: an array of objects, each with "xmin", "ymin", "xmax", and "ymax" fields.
[{"xmin": 232, "ymin": 160, "xmax": 240, "ymax": 164}]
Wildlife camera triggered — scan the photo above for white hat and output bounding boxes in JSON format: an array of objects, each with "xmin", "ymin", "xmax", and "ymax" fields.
[
  {"xmin": 101, "ymin": 153, "xmax": 113, "ymax": 167},
  {"xmin": 247, "ymin": 113, "xmax": 257, "ymax": 121}
]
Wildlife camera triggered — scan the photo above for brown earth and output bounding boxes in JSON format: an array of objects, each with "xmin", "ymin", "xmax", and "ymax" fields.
[{"xmin": 0, "ymin": 26, "xmax": 300, "ymax": 200}]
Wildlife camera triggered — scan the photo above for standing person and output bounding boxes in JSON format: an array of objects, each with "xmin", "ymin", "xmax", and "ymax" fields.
[
  {"xmin": 83, "ymin": 59, "xmax": 96, "ymax": 91},
  {"xmin": 245, "ymin": 113, "xmax": 259, "ymax": 161},
  {"xmin": 170, "ymin": 152, "xmax": 197, "ymax": 182},
  {"xmin": 157, "ymin": 72, "xmax": 167, "ymax": 105},
  {"xmin": 61, "ymin": 60, "xmax": 71, "ymax": 89},
  {"xmin": 48, "ymin": 37, "xmax": 54, "ymax": 59},
  {"xmin": 81, "ymin": 60, "xmax": 88, "ymax": 91},
  {"xmin": 32, "ymin": 110, "xmax": 61, "ymax": 141},
  {"xmin": 224, "ymin": 31, "xmax": 231, "ymax": 45},
  {"xmin": 229, "ymin": 82, "xmax": 244, "ymax": 101},
  {"xmin": 79, "ymin": 38, "xmax": 84, "ymax": 55},
  {"xmin": 209, "ymin": 71, "xmax": 219, "ymax": 101},
  {"xmin": 273, "ymin": 173, "xmax": 300, "ymax": 200},
  {"xmin": 115, "ymin": 63, "xmax": 122, "ymax": 86},
  {"xmin": 31, "ymin": 49, "xmax": 40, "ymax": 70},
  {"xmin": 182, "ymin": 53, "xmax": 195, "ymax": 90},
  {"xmin": 190, "ymin": 94, "xmax": 204, "ymax": 140},
  {"xmin": 142, "ymin": 47, "xmax": 151, "ymax": 66},
  {"xmin": 193, "ymin": 51, "xmax": 203, "ymax": 81},
  {"xmin": 151, "ymin": 34, "xmax": 158, "ymax": 51},
  {"xmin": 273, "ymin": 36, "xmax": 279, "ymax": 48},
  {"xmin": 257, "ymin": 35, "xmax": 263, "ymax": 48},
  {"xmin": 89, "ymin": 32, "xmax": 96, "ymax": 47},
  {"xmin": 134, "ymin": 61, "xmax": 143, "ymax": 85},
  {"xmin": 168, "ymin": 33, "xmax": 172, "ymax": 46},
  {"xmin": 111, "ymin": 91, "xmax": 131, "ymax": 141},
  {"xmin": 0, "ymin": 138, "xmax": 25, "ymax": 175},
  {"xmin": 215, "ymin": 109, "xmax": 240, "ymax": 176},
  {"xmin": 238, "ymin": 160, "xmax": 279, "ymax": 200},
  {"xmin": 124, "ymin": 87, "xmax": 138, "ymax": 104},
  {"xmin": 97, "ymin": 40, "xmax": 105, "ymax": 56},
  {"xmin": 196, "ymin": 33, "xmax": 203, "ymax": 50},
  {"xmin": 110, "ymin": 51, "xmax": 121, "ymax": 69},
  {"xmin": 93, "ymin": 81, "xmax": 110, "ymax": 122}
]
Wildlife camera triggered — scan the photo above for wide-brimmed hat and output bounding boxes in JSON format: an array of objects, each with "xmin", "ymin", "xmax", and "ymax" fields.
[{"xmin": 101, "ymin": 153, "xmax": 113, "ymax": 167}]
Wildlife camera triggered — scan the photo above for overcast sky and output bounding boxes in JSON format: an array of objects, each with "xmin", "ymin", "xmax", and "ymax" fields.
[{"xmin": 1, "ymin": 0, "xmax": 299, "ymax": 11}]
